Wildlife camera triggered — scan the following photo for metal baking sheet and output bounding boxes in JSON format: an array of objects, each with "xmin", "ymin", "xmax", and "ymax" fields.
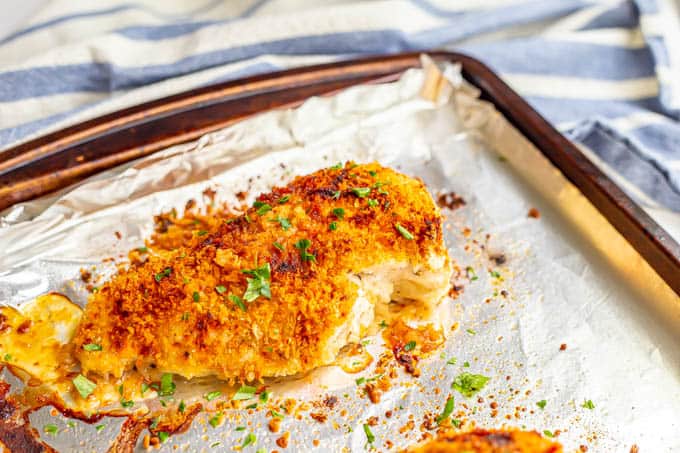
[{"xmin": 1, "ymin": 57, "xmax": 679, "ymax": 452}]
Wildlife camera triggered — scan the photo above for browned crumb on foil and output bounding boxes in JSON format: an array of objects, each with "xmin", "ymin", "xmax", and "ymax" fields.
[
  {"xmin": 527, "ymin": 207, "xmax": 541, "ymax": 219},
  {"xmin": 436, "ymin": 192, "xmax": 466, "ymax": 211},
  {"xmin": 403, "ymin": 429, "xmax": 563, "ymax": 453}
]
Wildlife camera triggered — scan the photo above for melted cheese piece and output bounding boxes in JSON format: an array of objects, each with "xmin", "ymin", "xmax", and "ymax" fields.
[{"xmin": 1, "ymin": 294, "xmax": 82, "ymax": 382}]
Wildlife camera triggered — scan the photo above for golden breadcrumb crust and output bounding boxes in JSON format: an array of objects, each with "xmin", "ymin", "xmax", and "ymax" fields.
[
  {"xmin": 73, "ymin": 163, "xmax": 448, "ymax": 382},
  {"xmin": 404, "ymin": 429, "xmax": 563, "ymax": 453}
]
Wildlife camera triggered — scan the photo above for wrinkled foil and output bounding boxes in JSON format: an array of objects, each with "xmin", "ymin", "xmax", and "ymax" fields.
[{"xmin": 1, "ymin": 57, "xmax": 679, "ymax": 452}]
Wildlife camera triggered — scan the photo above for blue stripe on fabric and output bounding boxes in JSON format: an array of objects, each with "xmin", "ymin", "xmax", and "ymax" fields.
[
  {"xmin": 0, "ymin": 30, "xmax": 420, "ymax": 101},
  {"xmin": 116, "ymin": 0, "xmax": 269, "ymax": 40},
  {"xmin": 0, "ymin": 4, "xmax": 135, "ymax": 45},
  {"xmin": 0, "ymin": 104, "xmax": 90, "ymax": 147},
  {"xmin": 0, "ymin": 61, "xmax": 280, "ymax": 148},
  {"xmin": 405, "ymin": 0, "xmax": 467, "ymax": 18},
  {"xmin": 408, "ymin": 0, "xmax": 586, "ymax": 47},
  {"xmin": 568, "ymin": 121, "xmax": 680, "ymax": 209},
  {"xmin": 0, "ymin": 63, "xmax": 113, "ymax": 101},
  {"xmin": 580, "ymin": 2, "xmax": 638, "ymax": 30},
  {"xmin": 526, "ymin": 96, "xmax": 664, "ymax": 124},
  {"xmin": 0, "ymin": 0, "xmax": 239, "ymax": 45},
  {"xmin": 117, "ymin": 20, "xmax": 220, "ymax": 40},
  {"xmin": 461, "ymin": 40, "xmax": 656, "ymax": 79}
]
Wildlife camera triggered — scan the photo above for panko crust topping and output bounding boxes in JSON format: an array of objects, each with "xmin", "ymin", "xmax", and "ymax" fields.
[{"xmin": 73, "ymin": 163, "xmax": 449, "ymax": 382}]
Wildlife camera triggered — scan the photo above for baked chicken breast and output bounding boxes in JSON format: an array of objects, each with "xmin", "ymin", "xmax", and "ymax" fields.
[
  {"xmin": 73, "ymin": 163, "xmax": 452, "ymax": 382},
  {"xmin": 404, "ymin": 430, "xmax": 563, "ymax": 453}
]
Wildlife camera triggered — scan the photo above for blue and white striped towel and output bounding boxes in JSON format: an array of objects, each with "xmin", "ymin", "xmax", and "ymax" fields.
[{"xmin": 1, "ymin": 0, "xmax": 679, "ymax": 224}]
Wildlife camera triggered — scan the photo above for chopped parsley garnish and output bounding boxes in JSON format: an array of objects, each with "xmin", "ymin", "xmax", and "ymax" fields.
[
  {"xmin": 332, "ymin": 208, "xmax": 345, "ymax": 219},
  {"xmin": 235, "ymin": 426, "xmax": 246, "ymax": 431},
  {"xmin": 181, "ymin": 312, "xmax": 189, "ymax": 321},
  {"xmin": 436, "ymin": 396, "xmax": 455, "ymax": 424},
  {"xmin": 158, "ymin": 431, "xmax": 169, "ymax": 443},
  {"xmin": 44, "ymin": 424, "xmax": 59, "ymax": 435},
  {"xmin": 582, "ymin": 399, "xmax": 595, "ymax": 409},
  {"xmin": 3, "ymin": 353, "xmax": 11, "ymax": 361},
  {"xmin": 137, "ymin": 246, "xmax": 148, "ymax": 253},
  {"xmin": 537, "ymin": 400, "xmax": 547, "ymax": 410},
  {"xmin": 159, "ymin": 373, "xmax": 176, "ymax": 396},
  {"xmin": 363, "ymin": 424, "xmax": 375, "ymax": 444},
  {"xmin": 404, "ymin": 341, "xmax": 416, "ymax": 352},
  {"xmin": 447, "ymin": 357, "xmax": 457, "ymax": 365},
  {"xmin": 271, "ymin": 410, "xmax": 284, "ymax": 419},
  {"xmin": 452, "ymin": 373, "xmax": 490, "ymax": 398},
  {"xmin": 197, "ymin": 230, "xmax": 208, "ymax": 236},
  {"xmin": 367, "ymin": 198, "xmax": 378, "ymax": 207},
  {"xmin": 141, "ymin": 383, "xmax": 150, "ymax": 395},
  {"xmin": 211, "ymin": 442, "xmax": 221, "ymax": 448},
  {"xmin": 278, "ymin": 195, "xmax": 290, "ymax": 204},
  {"xmin": 395, "ymin": 223, "xmax": 414, "ymax": 240},
  {"xmin": 490, "ymin": 270, "xmax": 502, "ymax": 278},
  {"xmin": 271, "ymin": 216, "xmax": 291, "ymax": 230},
  {"xmin": 205, "ymin": 391, "xmax": 221, "ymax": 401},
  {"xmin": 352, "ymin": 187, "xmax": 371, "ymax": 198},
  {"xmin": 330, "ymin": 162, "xmax": 343, "ymax": 170},
  {"xmin": 149, "ymin": 418, "xmax": 159, "ymax": 429},
  {"xmin": 329, "ymin": 222, "xmax": 337, "ymax": 231},
  {"xmin": 83, "ymin": 343, "xmax": 102, "ymax": 352},
  {"xmin": 178, "ymin": 400, "xmax": 185, "ymax": 413},
  {"xmin": 233, "ymin": 385, "xmax": 257, "ymax": 400},
  {"xmin": 463, "ymin": 361, "xmax": 470, "ymax": 367},
  {"xmin": 543, "ymin": 430, "xmax": 554, "ymax": 438},
  {"xmin": 452, "ymin": 418, "xmax": 462, "ymax": 428},
  {"xmin": 369, "ymin": 170, "xmax": 377, "ymax": 177},
  {"xmin": 357, "ymin": 374, "xmax": 382, "ymax": 385},
  {"xmin": 67, "ymin": 421, "xmax": 76, "ymax": 429},
  {"xmin": 332, "ymin": 190, "xmax": 341, "ymax": 199},
  {"xmin": 260, "ymin": 390, "xmax": 270, "ymax": 403},
  {"xmin": 72, "ymin": 374, "xmax": 96, "ymax": 399},
  {"xmin": 242, "ymin": 433, "xmax": 256, "ymax": 448},
  {"xmin": 465, "ymin": 266, "xmax": 478, "ymax": 281},
  {"xmin": 120, "ymin": 399, "xmax": 134, "ymax": 408},
  {"xmin": 245, "ymin": 403, "xmax": 258, "ymax": 409},
  {"xmin": 229, "ymin": 294, "xmax": 247, "ymax": 311},
  {"xmin": 192, "ymin": 291, "xmax": 200, "ymax": 302},
  {"xmin": 379, "ymin": 320, "xmax": 388, "ymax": 329},
  {"xmin": 215, "ymin": 285, "xmax": 227, "ymax": 294},
  {"xmin": 154, "ymin": 267, "xmax": 172, "ymax": 282},
  {"xmin": 256, "ymin": 448, "xmax": 266, "ymax": 453},
  {"xmin": 208, "ymin": 413, "xmax": 222, "ymax": 428},
  {"xmin": 254, "ymin": 202, "xmax": 272, "ymax": 216},
  {"xmin": 95, "ymin": 424, "xmax": 105, "ymax": 432},
  {"xmin": 466, "ymin": 328, "xmax": 476, "ymax": 335},
  {"xmin": 294, "ymin": 239, "xmax": 316, "ymax": 262},
  {"xmin": 242, "ymin": 262, "xmax": 271, "ymax": 301},
  {"xmin": 273, "ymin": 241, "xmax": 285, "ymax": 251}
]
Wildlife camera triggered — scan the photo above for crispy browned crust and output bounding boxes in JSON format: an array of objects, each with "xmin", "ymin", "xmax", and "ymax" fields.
[
  {"xmin": 404, "ymin": 429, "xmax": 563, "ymax": 453},
  {"xmin": 73, "ymin": 163, "xmax": 448, "ymax": 381}
]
